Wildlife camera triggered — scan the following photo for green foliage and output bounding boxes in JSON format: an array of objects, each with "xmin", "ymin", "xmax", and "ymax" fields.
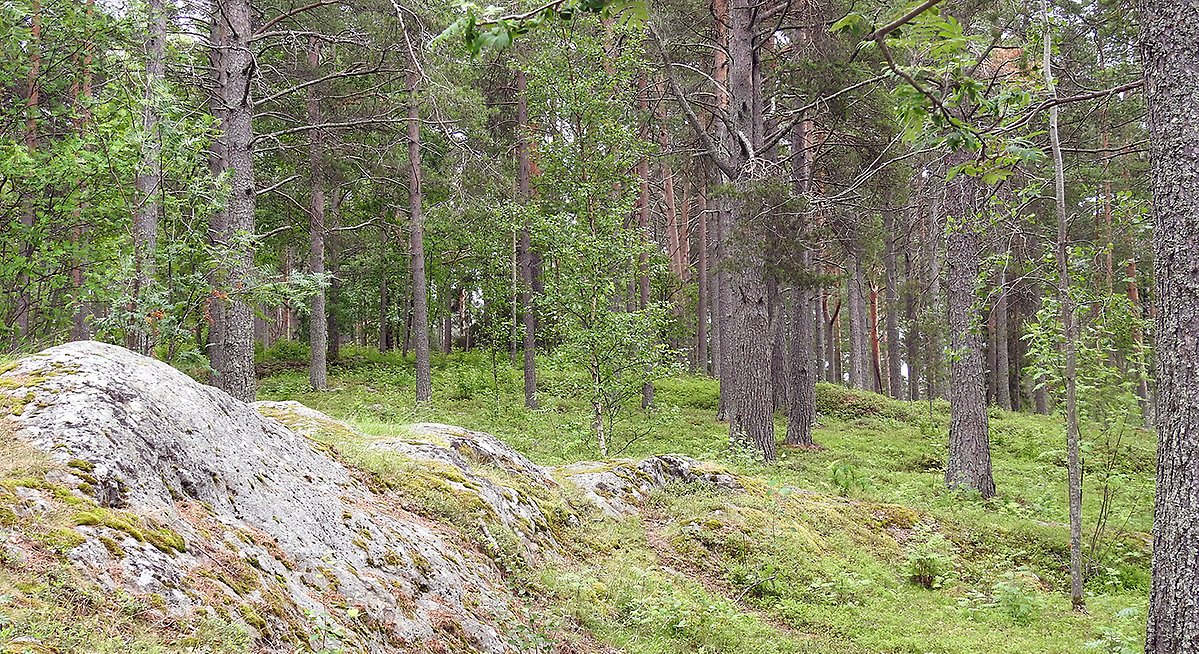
[
  {"xmin": 906, "ymin": 525, "xmax": 955, "ymax": 589},
  {"xmin": 829, "ymin": 460, "xmax": 873, "ymax": 496},
  {"xmin": 1084, "ymin": 607, "xmax": 1143, "ymax": 654}
]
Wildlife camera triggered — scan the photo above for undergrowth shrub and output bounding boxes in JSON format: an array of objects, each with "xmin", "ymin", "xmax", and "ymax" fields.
[
  {"xmin": 1084, "ymin": 607, "xmax": 1142, "ymax": 654},
  {"xmin": 829, "ymin": 461, "xmax": 872, "ymax": 497},
  {"xmin": 906, "ymin": 525, "xmax": 954, "ymax": 589},
  {"xmin": 957, "ymin": 571, "xmax": 1042, "ymax": 625},
  {"xmin": 815, "ymin": 383, "xmax": 934, "ymax": 422},
  {"xmin": 257, "ymin": 339, "xmax": 309, "ymax": 363}
]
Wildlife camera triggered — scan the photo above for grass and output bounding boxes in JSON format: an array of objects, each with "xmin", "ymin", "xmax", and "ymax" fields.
[
  {"xmin": 253, "ymin": 343, "xmax": 1154, "ymax": 654},
  {"xmin": 0, "ymin": 342, "xmax": 1153, "ymax": 653}
]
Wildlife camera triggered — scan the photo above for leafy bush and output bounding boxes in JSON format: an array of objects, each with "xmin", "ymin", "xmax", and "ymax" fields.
[
  {"xmin": 991, "ymin": 574, "xmax": 1039, "ymax": 625},
  {"xmin": 257, "ymin": 339, "xmax": 310, "ymax": 363},
  {"xmin": 906, "ymin": 525, "xmax": 954, "ymax": 589},
  {"xmin": 956, "ymin": 571, "xmax": 1042, "ymax": 625},
  {"xmin": 1084, "ymin": 607, "xmax": 1143, "ymax": 654},
  {"xmin": 829, "ymin": 460, "xmax": 872, "ymax": 497}
]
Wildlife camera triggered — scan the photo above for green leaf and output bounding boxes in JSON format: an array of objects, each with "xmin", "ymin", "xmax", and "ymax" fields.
[{"xmin": 830, "ymin": 11, "xmax": 865, "ymax": 34}]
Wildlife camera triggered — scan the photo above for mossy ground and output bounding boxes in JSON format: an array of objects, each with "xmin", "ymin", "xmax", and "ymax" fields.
[
  {"xmin": 0, "ymin": 344, "xmax": 1152, "ymax": 653},
  {"xmin": 256, "ymin": 344, "xmax": 1153, "ymax": 653}
]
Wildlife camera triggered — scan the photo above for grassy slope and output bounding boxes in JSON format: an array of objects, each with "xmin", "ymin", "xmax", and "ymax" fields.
[{"xmin": 253, "ymin": 346, "xmax": 1155, "ymax": 654}]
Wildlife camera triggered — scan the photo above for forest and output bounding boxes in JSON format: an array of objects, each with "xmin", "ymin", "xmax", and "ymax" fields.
[{"xmin": 1, "ymin": 0, "xmax": 1198, "ymax": 651}]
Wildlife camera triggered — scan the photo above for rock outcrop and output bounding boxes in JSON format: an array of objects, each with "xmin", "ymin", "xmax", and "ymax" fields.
[
  {"xmin": 0, "ymin": 342, "xmax": 742, "ymax": 653},
  {"xmin": 0, "ymin": 343, "xmax": 521, "ymax": 653},
  {"xmin": 559, "ymin": 456, "xmax": 742, "ymax": 516}
]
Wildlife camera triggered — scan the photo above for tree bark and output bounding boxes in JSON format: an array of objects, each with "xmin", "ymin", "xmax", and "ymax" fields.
[
  {"xmin": 16, "ymin": 0, "xmax": 42, "ymax": 343},
  {"xmin": 697, "ymin": 188, "xmax": 710, "ymax": 374},
  {"xmin": 306, "ymin": 38, "xmax": 328, "ymax": 392},
  {"xmin": 994, "ymin": 273, "xmax": 1012, "ymax": 410},
  {"xmin": 944, "ymin": 173, "xmax": 995, "ymax": 498},
  {"xmin": 1139, "ymin": 0, "xmax": 1199, "ymax": 646},
  {"xmin": 883, "ymin": 210, "xmax": 903, "ymax": 398},
  {"xmin": 636, "ymin": 75, "xmax": 654, "ymax": 409},
  {"xmin": 847, "ymin": 257, "xmax": 869, "ymax": 390},
  {"xmin": 711, "ymin": 0, "xmax": 731, "ymax": 421},
  {"xmin": 716, "ymin": 0, "xmax": 774, "ymax": 460},
  {"xmin": 129, "ymin": 0, "xmax": 167, "ymax": 356},
  {"xmin": 70, "ymin": 0, "xmax": 96, "ymax": 342},
  {"xmin": 827, "ymin": 291, "xmax": 842, "ymax": 384},
  {"xmin": 869, "ymin": 282, "xmax": 884, "ymax": 393},
  {"xmin": 516, "ymin": 70, "xmax": 539, "ymax": 408},
  {"xmin": 208, "ymin": 0, "xmax": 257, "ymax": 403},
  {"xmin": 785, "ymin": 282, "xmax": 816, "ymax": 446},
  {"xmin": 407, "ymin": 66, "xmax": 432, "ymax": 403},
  {"xmin": 785, "ymin": 115, "xmax": 816, "ymax": 447},
  {"xmin": 770, "ymin": 277, "xmax": 789, "ymax": 411},
  {"xmin": 379, "ymin": 268, "xmax": 391, "ymax": 351},
  {"xmin": 904, "ymin": 248, "xmax": 920, "ymax": 401}
]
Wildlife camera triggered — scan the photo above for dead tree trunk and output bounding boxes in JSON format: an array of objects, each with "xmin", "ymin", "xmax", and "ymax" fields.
[{"xmin": 1044, "ymin": 22, "xmax": 1083, "ymax": 610}]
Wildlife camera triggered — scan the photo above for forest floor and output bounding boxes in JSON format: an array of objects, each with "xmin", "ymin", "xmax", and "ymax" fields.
[{"xmin": 254, "ymin": 344, "xmax": 1156, "ymax": 654}]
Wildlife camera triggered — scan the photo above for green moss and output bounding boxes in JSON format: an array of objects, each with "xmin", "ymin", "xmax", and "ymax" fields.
[
  {"xmin": 237, "ymin": 603, "xmax": 267, "ymax": 630},
  {"xmin": 99, "ymin": 535, "xmax": 126, "ymax": 558},
  {"xmin": 72, "ymin": 509, "xmax": 186, "ymax": 554},
  {"xmin": 67, "ymin": 459, "xmax": 95, "ymax": 473}
]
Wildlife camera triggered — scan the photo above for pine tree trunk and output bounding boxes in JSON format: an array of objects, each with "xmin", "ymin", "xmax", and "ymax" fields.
[
  {"xmin": 847, "ymin": 258, "xmax": 868, "ymax": 390},
  {"xmin": 636, "ymin": 75, "xmax": 654, "ymax": 409},
  {"xmin": 922, "ymin": 208, "xmax": 946, "ymax": 400},
  {"xmin": 944, "ymin": 173, "xmax": 995, "ymax": 498},
  {"xmin": 869, "ymin": 283, "xmax": 883, "ymax": 393},
  {"xmin": 407, "ymin": 66, "xmax": 432, "ymax": 403},
  {"xmin": 208, "ymin": 0, "xmax": 257, "ymax": 403},
  {"xmin": 814, "ymin": 286, "xmax": 826, "ymax": 384},
  {"xmin": 15, "ymin": 0, "xmax": 41, "ymax": 344},
  {"xmin": 724, "ymin": 0, "xmax": 774, "ymax": 460},
  {"xmin": 883, "ymin": 211, "xmax": 903, "ymax": 398},
  {"xmin": 130, "ymin": 0, "xmax": 166, "ymax": 356},
  {"xmin": 770, "ymin": 277, "xmax": 788, "ymax": 411},
  {"xmin": 716, "ymin": 191, "xmax": 733, "ymax": 421},
  {"xmin": 379, "ymin": 268, "xmax": 390, "ymax": 351},
  {"xmin": 784, "ymin": 114, "xmax": 816, "ymax": 446},
  {"xmin": 1127, "ymin": 257, "xmax": 1153, "ymax": 426},
  {"xmin": 904, "ymin": 248, "xmax": 920, "ymax": 401},
  {"xmin": 785, "ymin": 282, "xmax": 816, "ymax": 446},
  {"xmin": 697, "ymin": 188, "xmax": 710, "ymax": 374},
  {"xmin": 306, "ymin": 38, "xmax": 328, "ymax": 392},
  {"xmin": 711, "ymin": 0, "xmax": 730, "ymax": 421},
  {"xmin": 1139, "ymin": 0, "xmax": 1199, "ymax": 646},
  {"xmin": 516, "ymin": 70, "xmax": 538, "ymax": 408},
  {"xmin": 827, "ymin": 292, "xmax": 842, "ymax": 384},
  {"xmin": 994, "ymin": 274, "xmax": 1012, "ymax": 410},
  {"xmin": 70, "ymin": 0, "xmax": 96, "ymax": 342}
]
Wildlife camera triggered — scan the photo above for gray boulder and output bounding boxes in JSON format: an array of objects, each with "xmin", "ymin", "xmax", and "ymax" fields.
[
  {"xmin": 0, "ymin": 342, "xmax": 523, "ymax": 653},
  {"xmin": 559, "ymin": 455, "xmax": 741, "ymax": 516}
]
